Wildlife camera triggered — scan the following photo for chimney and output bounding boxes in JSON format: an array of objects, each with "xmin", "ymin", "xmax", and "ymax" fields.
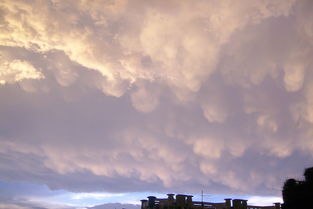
[
  {"xmin": 224, "ymin": 199, "xmax": 232, "ymax": 209},
  {"xmin": 148, "ymin": 196, "xmax": 156, "ymax": 209},
  {"xmin": 232, "ymin": 199, "xmax": 247, "ymax": 209},
  {"xmin": 176, "ymin": 194, "xmax": 186, "ymax": 208},
  {"xmin": 242, "ymin": 200, "xmax": 247, "ymax": 209},
  {"xmin": 167, "ymin": 194, "xmax": 175, "ymax": 201},
  {"xmin": 274, "ymin": 203, "xmax": 281, "ymax": 209},
  {"xmin": 141, "ymin": 200, "xmax": 148, "ymax": 209},
  {"xmin": 186, "ymin": 195, "xmax": 193, "ymax": 208}
]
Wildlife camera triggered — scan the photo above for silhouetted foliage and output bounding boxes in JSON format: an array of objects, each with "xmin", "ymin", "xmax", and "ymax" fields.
[
  {"xmin": 304, "ymin": 167, "xmax": 313, "ymax": 182},
  {"xmin": 282, "ymin": 167, "xmax": 313, "ymax": 209}
]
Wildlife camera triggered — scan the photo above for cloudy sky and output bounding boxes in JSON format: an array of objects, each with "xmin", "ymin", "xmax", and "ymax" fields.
[{"xmin": 1, "ymin": 0, "xmax": 313, "ymax": 208}]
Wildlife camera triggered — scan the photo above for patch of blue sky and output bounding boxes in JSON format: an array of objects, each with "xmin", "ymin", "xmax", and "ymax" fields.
[{"xmin": 0, "ymin": 181, "xmax": 282, "ymax": 208}]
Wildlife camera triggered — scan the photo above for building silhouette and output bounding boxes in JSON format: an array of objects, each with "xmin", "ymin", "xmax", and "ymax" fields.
[{"xmin": 141, "ymin": 194, "xmax": 281, "ymax": 209}]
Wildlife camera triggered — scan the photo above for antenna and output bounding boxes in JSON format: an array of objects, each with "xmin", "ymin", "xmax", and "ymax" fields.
[{"xmin": 201, "ymin": 190, "xmax": 203, "ymax": 209}]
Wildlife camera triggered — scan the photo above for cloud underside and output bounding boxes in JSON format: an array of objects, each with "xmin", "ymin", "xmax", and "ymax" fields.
[{"xmin": 1, "ymin": 0, "xmax": 313, "ymax": 196}]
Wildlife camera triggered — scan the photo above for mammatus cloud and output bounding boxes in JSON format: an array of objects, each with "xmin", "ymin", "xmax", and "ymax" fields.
[
  {"xmin": 1, "ymin": 0, "xmax": 313, "ymax": 199},
  {"xmin": 0, "ymin": 0, "xmax": 297, "ymax": 97}
]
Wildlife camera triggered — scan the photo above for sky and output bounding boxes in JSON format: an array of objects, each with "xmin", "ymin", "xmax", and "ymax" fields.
[{"xmin": 1, "ymin": 0, "xmax": 313, "ymax": 208}]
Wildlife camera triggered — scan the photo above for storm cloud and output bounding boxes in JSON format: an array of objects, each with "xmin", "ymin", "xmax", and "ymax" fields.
[{"xmin": 1, "ymin": 0, "xmax": 313, "ymax": 198}]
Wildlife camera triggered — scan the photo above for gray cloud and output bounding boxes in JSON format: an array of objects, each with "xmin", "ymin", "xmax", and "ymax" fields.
[
  {"xmin": 88, "ymin": 203, "xmax": 140, "ymax": 209},
  {"xmin": 0, "ymin": 198, "xmax": 75, "ymax": 209},
  {"xmin": 1, "ymin": 0, "xmax": 313, "ymax": 198}
]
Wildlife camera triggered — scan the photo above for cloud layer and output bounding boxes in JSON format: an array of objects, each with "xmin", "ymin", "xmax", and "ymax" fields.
[{"xmin": 1, "ymin": 0, "xmax": 313, "ymax": 197}]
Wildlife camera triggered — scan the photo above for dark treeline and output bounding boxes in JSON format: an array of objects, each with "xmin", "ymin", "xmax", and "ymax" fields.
[{"xmin": 282, "ymin": 167, "xmax": 313, "ymax": 209}]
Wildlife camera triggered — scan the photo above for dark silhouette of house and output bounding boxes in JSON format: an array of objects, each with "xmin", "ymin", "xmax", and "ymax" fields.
[
  {"xmin": 141, "ymin": 194, "xmax": 281, "ymax": 209},
  {"xmin": 282, "ymin": 167, "xmax": 313, "ymax": 209}
]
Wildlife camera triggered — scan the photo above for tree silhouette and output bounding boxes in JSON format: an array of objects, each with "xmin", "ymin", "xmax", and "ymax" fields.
[{"xmin": 282, "ymin": 167, "xmax": 313, "ymax": 209}]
